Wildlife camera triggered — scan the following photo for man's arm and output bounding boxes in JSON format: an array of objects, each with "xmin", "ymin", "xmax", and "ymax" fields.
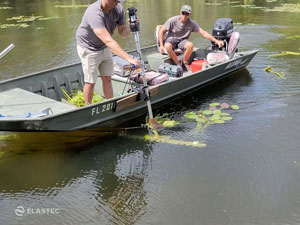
[
  {"xmin": 158, "ymin": 25, "xmax": 167, "ymax": 54},
  {"xmin": 198, "ymin": 28, "xmax": 224, "ymax": 48},
  {"xmin": 93, "ymin": 28, "xmax": 139, "ymax": 66},
  {"xmin": 117, "ymin": 24, "xmax": 131, "ymax": 37}
]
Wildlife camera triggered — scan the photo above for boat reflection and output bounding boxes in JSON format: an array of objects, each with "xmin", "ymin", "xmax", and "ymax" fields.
[{"xmin": 0, "ymin": 129, "xmax": 151, "ymax": 224}]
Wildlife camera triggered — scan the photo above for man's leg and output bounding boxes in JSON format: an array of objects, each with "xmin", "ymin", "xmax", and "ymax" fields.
[
  {"xmin": 77, "ymin": 45, "xmax": 100, "ymax": 105},
  {"xmin": 183, "ymin": 41, "xmax": 194, "ymax": 64},
  {"xmin": 164, "ymin": 42, "xmax": 179, "ymax": 65},
  {"xmin": 101, "ymin": 76, "xmax": 113, "ymax": 99},
  {"xmin": 99, "ymin": 48, "xmax": 114, "ymax": 99},
  {"xmin": 83, "ymin": 82, "xmax": 95, "ymax": 105}
]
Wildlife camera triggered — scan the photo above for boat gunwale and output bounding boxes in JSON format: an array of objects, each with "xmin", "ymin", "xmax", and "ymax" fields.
[{"xmin": 0, "ymin": 48, "xmax": 259, "ymax": 130}]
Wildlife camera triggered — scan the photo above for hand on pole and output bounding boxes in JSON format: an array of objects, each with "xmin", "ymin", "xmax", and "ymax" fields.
[{"xmin": 128, "ymin": 58, "xmax": 140, "ymax": 68}]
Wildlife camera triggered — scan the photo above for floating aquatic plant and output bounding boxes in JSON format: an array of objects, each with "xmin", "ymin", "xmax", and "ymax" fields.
[
  {"xmin": 209, "ymin": 103, "xmax": 220, "ymax": 107},
  {"xmin": 2, "ymin": 15, "xmax": 62, "ymax": 29},
  {"xmin": 286, "ymin": 35, "xmax": 300, "ymax": 40},
  {"xmin": 0, "ymin": 23, "xmax": 30, "ymax": 29},
  {"xmin": 205, "ymin": 3, "xmax": 223, "ymax": 6},
  {"xmin": 144, "ymin": 102, "xmax": 240, "ymax": 147},
  {"xmin": 38, "ymin": 16, "xmax": 62, "ymax": 21},
  {"xmin": 264, "ymin": 66, "xmax": 286, "ymax": 80},
  {"xmin": 230, "ymin": 5, "xmax": 257, "ymax": 8},
  {"xmin": 263, "ymin": 3, "xmax": 300, "ymax": 13},
  {"xmin": 144, "ymin": 133, "xmax": 206, "ymax": 148},
  {"xmin": 7, "ymin": 15, "xmax": 42, "ymax": 22},
  {"xmin": 269, "ymin": 51, "xmax": 300, "ymax": 57},
  {"xmin": 0, "ymin": 7, "xmax": 12, "ymax": 9},
  {"xmin": 7, "ymin": 15, "xmax": 61, "ymax": 22},
  {"xmin": 61, "ymin": 89, "xmax": 104, "ymax": 107},
  {"xmin": 54, "ymin": 4, "xmax": 89, "ymax": 8},
  {"xmin": 182, "ymin": 102, "xmax": 240, "ymax": 132},
  {"xmin": 231, "ymin": 105, "xmax": 239, "ymax": 110}
]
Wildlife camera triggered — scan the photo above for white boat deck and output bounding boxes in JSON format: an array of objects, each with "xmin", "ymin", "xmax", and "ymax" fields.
[{"xmin": 0, "ymin": 88, "xmax": 76, "ymax": 118}]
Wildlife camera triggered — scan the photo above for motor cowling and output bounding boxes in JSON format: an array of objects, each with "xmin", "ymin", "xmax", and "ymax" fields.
[{"xmin": 211, "ymin": 18, "xmax": 233, "ymax": 51}]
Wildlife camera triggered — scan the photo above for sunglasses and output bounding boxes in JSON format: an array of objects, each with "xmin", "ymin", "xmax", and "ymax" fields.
[{"xmin": 181, "ymin": 12, "xmax": 190, "ymax": 16}]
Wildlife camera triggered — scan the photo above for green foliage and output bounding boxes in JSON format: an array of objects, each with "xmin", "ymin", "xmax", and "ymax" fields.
[
  {"xmin": 231, "ymin": 105, "xmax": 240, "ymax": 110},
  {"xmin": 1, "ymin": 15, "xmax": 61, "ymax": 29},
  {"xmin": 184, "ymin": 102, "xmax": 240, "ymax": 132},
  {"xmin": 54, "ymin": 5, "xmax": 89, "ymax": 8},
  {"xmin": 269, "ymin": 51, "xmax": 300, "ymax": 57},
  {"xmin": 144, "ymin": 102, "xmax": 240, "ymax": 148},
  {"xmin": 162, "ymin": 120, "xmax": 179, "ymax": 127},
  {"xmin": 264, "ymin": 66, "xmax": 286, "ymax": 80},
  {"xmin": 263, "ymin": 3, "xmax": 300, "ymax": 13},
  {"xmin": 0, "ymin": 23, "xmax": 30, "ymax": 29},
  {"xmin": 184, "ymin": 112, "xmax": 198, "ymax": 119},
  {"xmin": 209, "ymin": 103, "xmax": 220, "ymax": 107},
  {"xmin": 0, "ymin": 7, "xmax": 13, "ymax": 10},
  {"xmin": 61, "ymin": 89, "xmax": 104, "ymax": 107}
]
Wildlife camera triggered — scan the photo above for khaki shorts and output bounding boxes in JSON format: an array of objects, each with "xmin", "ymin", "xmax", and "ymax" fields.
[{"xmin": 77, "ymin": 45, "xmax": 114, "ymax": 83}]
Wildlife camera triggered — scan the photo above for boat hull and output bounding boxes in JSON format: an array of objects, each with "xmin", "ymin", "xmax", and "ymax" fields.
[{"xmin": 0, "ymin": 46, "xmax": 258, "ymax": 131}]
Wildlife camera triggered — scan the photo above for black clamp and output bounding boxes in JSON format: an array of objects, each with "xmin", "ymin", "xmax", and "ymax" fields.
[{"xmin": 133, "ymin": 87, "xmax": 150, "ymax": 101}]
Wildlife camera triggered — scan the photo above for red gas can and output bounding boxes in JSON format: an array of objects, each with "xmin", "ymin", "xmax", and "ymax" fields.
[{"xmin": 189, "ymin": 59, "xmax": 209, "ymax": 73}]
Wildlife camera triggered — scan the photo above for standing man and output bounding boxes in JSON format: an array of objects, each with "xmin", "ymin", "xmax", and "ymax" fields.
[
  {"xmin": 76, "ymin": 0, "xmax": 140, "ymax": 105},
  {"xmin": 159, "ymin": 5, "xmax": 224, "ymax": 67}
]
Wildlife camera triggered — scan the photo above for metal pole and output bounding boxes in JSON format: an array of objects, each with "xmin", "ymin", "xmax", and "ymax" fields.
[
  {"xmin": 0, "ymin": 44, "xmax": 15, "ymax": 59},
  {"xmin": 133, "ymin": 32, "xmax": 154, "ymax": 120}
]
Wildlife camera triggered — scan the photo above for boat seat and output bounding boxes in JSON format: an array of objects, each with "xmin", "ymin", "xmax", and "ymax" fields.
[{"xmin": 0, "ymin": 88, "xmax": 77, "ymax": 118}]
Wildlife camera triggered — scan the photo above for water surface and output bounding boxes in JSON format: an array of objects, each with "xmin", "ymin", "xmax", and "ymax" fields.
[{"xmin": 1, "ymin": 0, "xmax": 300, "ymax": 224}]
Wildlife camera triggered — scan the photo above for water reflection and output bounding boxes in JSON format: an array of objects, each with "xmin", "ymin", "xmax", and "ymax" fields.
[{"xmin": 0, "ymin": 129, "xmax": 151, "ymax": 224}]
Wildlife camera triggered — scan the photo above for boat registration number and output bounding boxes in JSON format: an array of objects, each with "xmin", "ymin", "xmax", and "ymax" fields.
[{"xmin": 91, "ymin": 102, "xmax": 116, "ymax": 116}]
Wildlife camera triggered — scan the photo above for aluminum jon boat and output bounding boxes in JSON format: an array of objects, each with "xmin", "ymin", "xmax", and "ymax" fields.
[{"xmin": 0, "ymin": 44, "xmax": 258, "ymax": 131}]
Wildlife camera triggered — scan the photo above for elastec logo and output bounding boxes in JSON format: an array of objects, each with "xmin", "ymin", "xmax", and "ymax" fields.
[
  {"xmin": 15, "ymin": 206, "xmax": 60, "ymax": 217},
  {"xmin": 15, "ymin": 206, "xmax": 25, "ymax": 217}
]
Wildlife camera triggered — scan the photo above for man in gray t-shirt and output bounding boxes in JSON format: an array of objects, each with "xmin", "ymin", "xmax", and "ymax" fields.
[
  {"xmin": 159, "ymin": 5, "xmax": 224, "ymax": 67},
  {"xmin": 76, "ymin": 0, "xmax": 139, "ymax": 105}
]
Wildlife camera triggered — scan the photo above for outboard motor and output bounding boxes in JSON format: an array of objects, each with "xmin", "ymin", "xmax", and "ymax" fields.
[
  {"xmin": 211, "ymin": 18, "xmax": 233, "ymax": 51},
  {"xmin": 206, "ymin": 18, "xmax": 240, "ymax": 65}
]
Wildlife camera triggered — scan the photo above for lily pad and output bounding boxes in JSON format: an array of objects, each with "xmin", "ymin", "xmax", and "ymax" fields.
[
  {"xmin": 214, "ymin": 120, "xmax": 225, "ymax": 124},
  {"xmin": 203, "ymin": 110, "xmax": 213, "ymax": 115},
  {"xmin": 220, "ymin": 102, "xmax": 230, "ymax": 109},
  {"xmin": 184, "ymin": 112, "xmax": 198, "ymax": 119},
  {"xmin": 222, "ymin": 117, "xmax": 233, "ymax": 121},
  {"xmin": 195, "ymin": 118, "xmax": 206, "ymax": 123},
  {"xmin": 209, "ymin": 102, "xmax": 220, "ymax": 107},
  {"xmin": 213, "ymin": 109, "xmax": 222, "ymax": 114},
  {"xmin": 208, "ymin": 106, "xmax": 217, "ymax": 111},
  {"xmin": 231, "ymin": 105, "xmax": 240, "ymax": 110},
  {"xmin": 162, "ymin": 120, "xmax": 178, "ymax": 127},
  {"xmin": 220, "ymin": 112, "xmax": 230, "ymax": 116},
  {"xmin": 210, "ymin": 115, "xmax": 221, "ymax": 121}
]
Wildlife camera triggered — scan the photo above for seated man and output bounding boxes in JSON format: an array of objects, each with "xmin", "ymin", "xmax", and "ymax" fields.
[{"xmin": 158, "ymin": 5, "xmax": 224, "ymax": 68}]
